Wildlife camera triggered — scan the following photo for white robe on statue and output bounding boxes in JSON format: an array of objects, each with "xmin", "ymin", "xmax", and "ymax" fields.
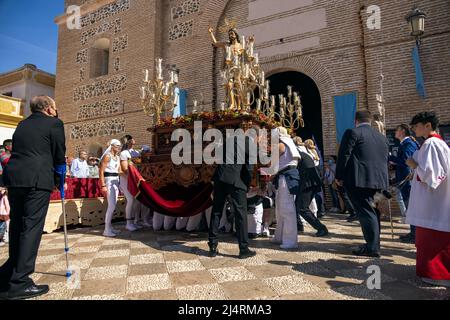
[{"xmin": 406, "ymin": 137, "xmax": 450, "ymax": 232}]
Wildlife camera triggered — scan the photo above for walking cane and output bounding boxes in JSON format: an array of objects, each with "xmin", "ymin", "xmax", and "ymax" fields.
[{"xmin": 55, "ymin": 165, "xmax": 72, "ymax": 279}]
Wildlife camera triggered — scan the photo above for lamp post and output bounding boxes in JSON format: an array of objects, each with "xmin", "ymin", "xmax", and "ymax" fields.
[{"xmin": 406, "ymin": 6, "xmax": 426, "ymax": 46}]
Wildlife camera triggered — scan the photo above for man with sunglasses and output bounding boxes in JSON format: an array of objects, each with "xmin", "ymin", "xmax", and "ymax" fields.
[{"xmin": 0, "ymin": 96, "xmax": 66, "ymax": 300}]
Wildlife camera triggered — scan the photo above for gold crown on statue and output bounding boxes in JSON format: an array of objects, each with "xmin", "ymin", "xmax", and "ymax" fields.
[{"xmin": 219, "ymin": 18, "xmax": 238, "ymax": 33}]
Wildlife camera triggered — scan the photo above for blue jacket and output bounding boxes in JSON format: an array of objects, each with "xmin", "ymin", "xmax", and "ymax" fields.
[
  {"xmin": 273, "ymin": 168, "xmax": 300, "ymax": 195},
  {"xmin": 389, "ymin": 137, "xmax": 419, "ymax": 184}
]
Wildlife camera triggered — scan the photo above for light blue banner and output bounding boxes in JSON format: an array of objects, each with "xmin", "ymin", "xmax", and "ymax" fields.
[
  {"xmin": 333, "ymin": 92, "xmax": 357, "ymax": 144},
  {"xmin": 173, "ymin": 88, "xmax": 187, "ymax": 117},
  {"xmin": 412, "ymin": 45, "xmax": 426, "ymax": 99}
]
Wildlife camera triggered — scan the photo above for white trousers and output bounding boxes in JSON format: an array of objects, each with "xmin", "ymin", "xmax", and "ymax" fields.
[
  {"xmin": 274, "ymin": 176, "xmax": 298, "ymax": 246},
  {"xmin": 104, "ymin": 176, "xmax": 120, "ymax": 231},
  {"xmin": 248, "ymin": 203, "xmax": 264, "ymax": 234},
  {"xmin": 152, "ymin": 212, "xmax": 176, "ymax": 231},
  {"xmin": 120, "ymin": 175, "xmax": 134, "ymax": 220},
  {"xmin": 175, "ymin": 211, "xmax": 204, "ymax": 232}
]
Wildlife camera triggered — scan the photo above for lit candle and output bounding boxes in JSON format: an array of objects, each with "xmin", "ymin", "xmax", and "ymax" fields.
[
  {"xmin": 244, "ymin": 64, "xmax": 250, "ymax": 78},
  {"xmin": 279, "ymin": 94, "xmax": 284, "ymax": 106},
  {"xmin": 287, "ymin": 86, "xmax": 292, "ymax": 97},
  {"xmin": 156, "ymin": 58, "xmax": 163, "ymax": 80},
  {"xmin": 225, "ymin": 46, "xmax": 232, "ymax": 63},
  {"xmin": 248, "ymin": 41, "xmax": 254, "ymax": 58}
]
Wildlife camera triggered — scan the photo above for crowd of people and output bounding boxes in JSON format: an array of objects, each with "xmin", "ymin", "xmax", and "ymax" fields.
[{"xmin": 0, "ymin": 94, "xmax": 448, "ymax": 300}]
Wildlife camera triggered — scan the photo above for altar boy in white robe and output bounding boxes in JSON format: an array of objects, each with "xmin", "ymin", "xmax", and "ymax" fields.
[{"xmin": 406, "ymin": 112, "xmax": 450, "ymax": 287}]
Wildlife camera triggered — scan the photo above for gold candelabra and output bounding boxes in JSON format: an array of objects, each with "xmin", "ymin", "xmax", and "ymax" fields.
[
  {"xmin": 140, "ymin": 58, "xmax": 179, "ymax": 124},
  {"xmin": 262, "ymin": 86, "xmax": 304, "ymax": 133}
]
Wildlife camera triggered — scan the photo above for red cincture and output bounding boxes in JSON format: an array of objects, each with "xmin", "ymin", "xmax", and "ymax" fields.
[{"xmin": 417, "ymin": 134, "xmax": 445, "ymax": 182}]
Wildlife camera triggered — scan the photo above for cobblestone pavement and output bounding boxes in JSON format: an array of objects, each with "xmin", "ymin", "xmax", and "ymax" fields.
[{"xmin": 1, "ymin": 213, "xmax": 449, "ymax": 300}]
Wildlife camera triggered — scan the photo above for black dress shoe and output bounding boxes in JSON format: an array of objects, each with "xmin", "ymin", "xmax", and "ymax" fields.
[
  {"xmin": 209, "ymin": 247, "xmax": 219, "ymax": 258},
  {"xmin": 316, "ymin": 227, "xmax": 329, "ymax": 237},
  {"xmin": 7, "ymin": 284, "xmax": 49, "ymax": 300},
  {"xmin": 347, "ymin": 214, "xmax": 358, "ymax": 222},
  {"xmin": 352, "ymin": 246, "xmax": 380, "ymax": 258},
  {"xmin": 238, "ymin": 249, "xmax": 256, "ymax": 259}
]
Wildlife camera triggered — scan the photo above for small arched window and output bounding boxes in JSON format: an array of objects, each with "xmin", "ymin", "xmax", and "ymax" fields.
[{"xmin": 90, "ymin": 38, "xmax": 110, "ymax": 78}]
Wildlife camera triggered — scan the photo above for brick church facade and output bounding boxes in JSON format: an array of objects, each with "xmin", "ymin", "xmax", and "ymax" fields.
[{"xmin": 54, "ymin": 0, "xmax": 450, "ymax": 158}]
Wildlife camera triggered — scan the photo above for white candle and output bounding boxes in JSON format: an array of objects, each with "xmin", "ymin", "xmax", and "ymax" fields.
[
  {"xmin": 156, "ymin": 58, "xmax": 163, "ymax": 80},
  {"xmin": 254, "ymin": 53, "xmax": 259, "ymax": 65},
  {"xmin": 256, "ymin": 98, "xmax": 261, "ymax": 111},
  {"xmin": 271, "ymin": 95, "xmax": 275, "ymax": 106},
  {"xmin": 226, "ymin": 46, "xmax": 232, "ymax": 62},
  {"xmin": 265, "ymin": 80, "xmax": 270, "ymax": 91},
  {"xmin": 264, "ymin": 88, "xmax": 269, "ymax": 100},
  {"xmin": 221, "ymin": 102, "xmax": 226, "ymax": 111},
  {"xmin": 280, "ymin": 107, "xmax": 285, "ymax": 119},
  {"xmin": 246, "ymin": 92, "xmax": 251, "ymax": 104},
  {"xmin": 144, "ymin": 69, "xmax": 149, "ymax": 82},
  {"xmin": 287, "ymin": 86, "xmax": 292, "ymax": 97},
  {"xmin": 169, "ymin": 71, "xmax": 175, "ymax": 83},
  {"xmin": 248, "ymin": 42, "xmax": 254, "ymax": 58},
  {"xmin": 279, "ymin": 94, "xmax": 284, "ymax": 105},
  {"xmin": 140, "ymin": 86, "xmax": 146, "ymax": 99}
]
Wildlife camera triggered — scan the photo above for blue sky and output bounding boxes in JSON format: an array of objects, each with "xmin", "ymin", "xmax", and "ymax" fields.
[{"xmin": 0, "ymin": 0, "xmax": 65, "ymax": 74}]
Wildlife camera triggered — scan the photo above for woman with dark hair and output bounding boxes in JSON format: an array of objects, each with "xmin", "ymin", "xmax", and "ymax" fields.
[
  {"xmin": 406, "ymin": 112, "xmax": 450, "ymax": 287},
  {"xmin": 389, "ymin": 124, "xmax": 419, "ymax": 243}
]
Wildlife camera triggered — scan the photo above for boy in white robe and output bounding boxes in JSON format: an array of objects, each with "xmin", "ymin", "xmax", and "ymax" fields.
[{"xmin": 406, "ymin": 112, "xmax": 450, "ymax": 287}]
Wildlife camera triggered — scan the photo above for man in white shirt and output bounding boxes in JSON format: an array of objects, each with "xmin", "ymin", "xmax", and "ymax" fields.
[{"xmin": 70, "ymin": 150, "xmax": 89, "ymax": 178}]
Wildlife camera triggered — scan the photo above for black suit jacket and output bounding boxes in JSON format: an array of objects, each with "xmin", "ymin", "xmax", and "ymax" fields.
[
  {"xmin": 3, "ymin": 112, "xmax": 66, "ymax": 191},
  {"xmin": 212, "ymin": 134, "xmax": 254, "ymax": 191},
  {"xmin": 336, "ymin": 124, "xmax": 389, "ymax": 190},
  {"xmin": 298, "ymin": 151, "xmax": 322, "ymax": 192}
]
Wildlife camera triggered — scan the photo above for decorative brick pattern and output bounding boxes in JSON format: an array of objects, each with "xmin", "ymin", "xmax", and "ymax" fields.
[
  {"xmin": 76, "ymin": 49, "xmax": 89, "ymax": 64},
  {"xmin": 81, "ymin": 0, "xmax": 130, "ymax": 28},
  {"xmin": 77, "ymin": 98, "xmax": 123, "ymax": 120},
  {"xmin": 171, "ymin": 0, "xmax": 200, "ymax": 20},
  {"xmin": 112, "ymin": 34, "xmax": 128, "ymax": 53},
  {"xmin": 70, "ymin": 117, "xmax": 126, "ymax": 140},
  {"xmin": 114, "ymin": 57, "xmax": 120, "ymax": 72},
  {"xmin": 80, "ymin": 68, "xmax": 85, "ymax": 82},
  {"xmin": 169, "ymin": 20, "xmax": 193, "ymax": 41},
  {"xmin": 73, "ymin": 75, "xmax": 127, "ymax": 102},
  {"xmin": 81, "ymin": 19, "xmax": 122, "ymax": 45}
]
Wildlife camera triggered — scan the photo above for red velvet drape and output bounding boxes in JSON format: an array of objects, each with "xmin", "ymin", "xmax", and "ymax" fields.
[
  {"xmin": 50, "ymin": 178, "xmax": 103, "ymax": 200},
  {"xmin": 127, "ymin": 165, "xmax": 213, "ymax": 217}
]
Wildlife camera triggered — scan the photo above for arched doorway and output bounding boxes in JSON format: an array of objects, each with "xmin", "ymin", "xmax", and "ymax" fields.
[{"xmin": 267, "ymin": 71, "xmax": 324, "ymax": 154}]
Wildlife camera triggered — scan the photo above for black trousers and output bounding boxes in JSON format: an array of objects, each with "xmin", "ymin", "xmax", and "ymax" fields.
[
  {"xmin": 0, "ymin": 187, "xmax": 51, "ymax": 294},
  {"xmin": 295, "ymin": 187, "xmax": 326, "ymax": 231},
  {"xmin": 346, "ymin": 187, "xmax": 381, "ymax": 253},
  {"xmin": 209, "ymin": 181, "xmax": 248, "ymax": 251}
]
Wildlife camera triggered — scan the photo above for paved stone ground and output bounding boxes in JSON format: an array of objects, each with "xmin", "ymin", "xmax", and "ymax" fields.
[{"xmin": 0, "ymin": 213, "xmax": 449, "ymax": 300}]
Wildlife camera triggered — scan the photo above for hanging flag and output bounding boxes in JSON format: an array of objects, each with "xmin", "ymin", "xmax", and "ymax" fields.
[
  {"xmin": 412, "ymin": 45, "xmax": 426, "ymax": 99},
  {"xmin": 333, "ymin": 92, "xmax": 357, "ymax": 144}
]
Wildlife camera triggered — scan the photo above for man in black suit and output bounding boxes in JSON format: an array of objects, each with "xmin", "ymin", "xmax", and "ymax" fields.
[
  {"xmin": 336, "ymin": 111, "xmax": 389, "ymax": 257},
  {"xmin": 0, "ymin": 96, "xmax": 66, "ymax": 300},
  {"xmin": 208, "ymin": 126, "xmax": 258, "ymax": 259}
]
